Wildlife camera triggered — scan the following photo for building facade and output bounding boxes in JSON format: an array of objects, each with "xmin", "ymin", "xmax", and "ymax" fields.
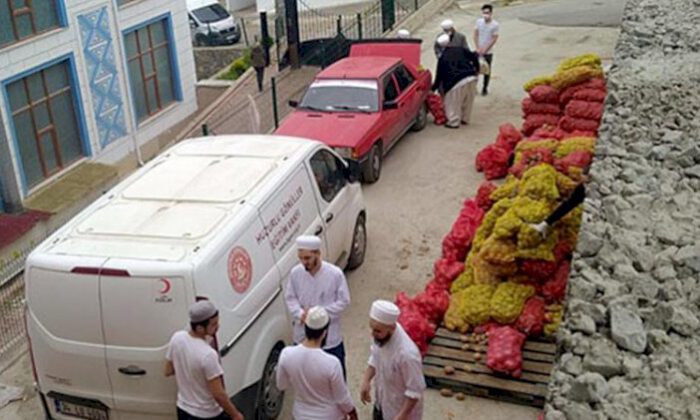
[{"xmin": 0, "ymin": 0, "xmax": 197, "ymax": 212}]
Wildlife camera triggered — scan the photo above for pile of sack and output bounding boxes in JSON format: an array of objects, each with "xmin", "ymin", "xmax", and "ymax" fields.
[
  {"xmin": 395, "ymin": 54, "xmax": 607, "ymax": 377},
  {"xmin": 426, "ymin": 93, "xmax": 447, "ymax": 126}
]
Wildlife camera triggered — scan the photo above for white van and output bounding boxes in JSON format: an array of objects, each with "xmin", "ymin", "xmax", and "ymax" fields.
[
  {"xmin": 187, "ymin": 0, "xmax": 240, "ymax": 46},
  {"xmin": 25, "ymin": 135, "xmax": 367, "ymax": 420}
]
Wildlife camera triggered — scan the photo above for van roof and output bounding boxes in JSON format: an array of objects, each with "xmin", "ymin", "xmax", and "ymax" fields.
[
  {"xmin": 186, "ymin": 0, "xmax": 220, "ymax": 10},
  {"xmin": 42, "ymin": 135, "xmax": 319, "ymax": 262}
]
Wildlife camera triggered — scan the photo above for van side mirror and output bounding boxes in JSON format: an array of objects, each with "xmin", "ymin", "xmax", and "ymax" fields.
[
  {"xmin": 344, "ymin": 159, "xmax": 361, "ymax": 183},
  {"xmin": 383, "ymin": 100, "xmax": 398, "ymax": 110},
  {"xmin": 288, "ymin": 100, "xmax": 298, "ymax": 108}
]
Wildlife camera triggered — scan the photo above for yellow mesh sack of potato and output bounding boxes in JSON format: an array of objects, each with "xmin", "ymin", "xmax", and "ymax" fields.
[
  {"xmin": 492, "ymin": 208, "xmax": 523, "ymax": 239},
  {"xmin": 555, "ymin": 172, "xmax": 579, "ymax": 197},
  {"xmin": 472, "ymin": 198, "xmax": 514, "ymax": 251},
  {"xmin": 515, "ymin": 230, "xmax": 559, "ymax": 261},
  {"xmin": 490, "ymin": 176, "xmax": 520, "ymax": 202},
  {"xmin": 472, "ymin": 254, "xmax": 518, "ymax": 284},
  {"xmin": 489, "ymin": 282, "xmax": 536, "ymax": 324},
  {"xmin": 544, "ymin": 304, "xmax": 564, "ymax": 336},
  {"xmin": 480, "ymin": 237, "xmax": 518, "ymax": 265},
  {"xmin": 450, "ymin": 269, "xmax": 475, "ymax": 294},
  {"xmin": 508, "ymin": 274, "xmax": 535, "ymax": 284},
  {"xmin": 444, "ymin": 289, "xmax": 471, "ymax": 332},
  {"xmin": 524, "ymin": 75, "xmax": 554, "ymax": 92},
  {"xmin": 463, "ymin": 283, "xmax": 497, "ymax": 326},
  {"xmin": 554, "ymin": 137, "xmax": 597, "ymax": 158},
  {"xmin": 518, "ymin": 223, "xmax": 544, "ymax": 249},
  {"xmin": 518, "ymin": 164, "xmax": 560, "ymax": 202},
  {"xmin": 556, "ymin": 53, "xmax": 602, "ymax": 73},
  {"xmin": 551, "ymin": 66, "xmax": 604, "ymax": 91},
  {"xmin": 512, "ymin": 196, "xmax": 552, "ymax": 223}
]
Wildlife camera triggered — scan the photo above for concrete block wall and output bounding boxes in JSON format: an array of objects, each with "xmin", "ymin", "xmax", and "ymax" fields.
[{"xmin": 544, "ymin": 0, "xmax": 700, "ymax": 418}]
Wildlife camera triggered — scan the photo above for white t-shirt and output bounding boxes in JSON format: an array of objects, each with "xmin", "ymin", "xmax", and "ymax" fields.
[
  {"xmin": 276, "ymin": 345, "xmax": 355, "ymax": 420},
  {"xmin": 284, "ymin": 261, "xmax": 351, "ymax": 348},
  {"xmin": 166, "ymin": 330, "xmax": 224, "ymax": 418},
  {"xmin": 475, "ymin": 17, "xmax": 500, "ymax": 54}
]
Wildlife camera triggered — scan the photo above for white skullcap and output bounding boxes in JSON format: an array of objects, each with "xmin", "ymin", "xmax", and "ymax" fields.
[
  {"xmin": 305, "ymin": 306, "xmax": 330, "ymax": 330},
  {"xmin": 189, "ymin": 300, "xmax": 218, "ymax": 323},
  {"xmin": 296, "ymin": 235, "xmax": 322, "ymax": 251},
  {"xmin": 440, "ymin": 19, "xmax": 454, "ymax": 30},
  {"xmin": 397, "ymin": 29, "xmax": 411, "ymax": 38},
  {"xmin": 370, "ymin": 300, "xmax": 400, "ymax": 325},
  {"xmin": 437, "ymin": 33, "xmax": 450, "ymax": 47}
]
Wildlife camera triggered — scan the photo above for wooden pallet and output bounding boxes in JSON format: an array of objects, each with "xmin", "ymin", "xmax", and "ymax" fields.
[{"xmin": 423, "ymin": 328, "xmax": 556, "ymax": 408}]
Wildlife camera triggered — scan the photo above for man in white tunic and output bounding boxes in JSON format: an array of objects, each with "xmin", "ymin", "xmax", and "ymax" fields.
[
  {"xmin": 360, "ymin": 300, "xmax": 426, "ymax": 420},
  {"xmin": 284, "ymin": 235, "xmax": 351, "ymax": 377},
  {"xmin": 276, "ymin": 307, "xmax": 358, "ymax": 420}
]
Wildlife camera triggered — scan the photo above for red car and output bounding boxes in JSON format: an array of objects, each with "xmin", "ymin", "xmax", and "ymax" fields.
[{"xmin": 275, "ymin": 40, "xmax": 432, "ymax": 183}]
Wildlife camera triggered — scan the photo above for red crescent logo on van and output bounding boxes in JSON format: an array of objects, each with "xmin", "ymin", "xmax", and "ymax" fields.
[
  {"xmin": 228, "ymin": 247, "xmax": 252, "ymax": 294},
  {"xmin": 159, "ymin": 278, "xmax": 172, "ymax": 294}
]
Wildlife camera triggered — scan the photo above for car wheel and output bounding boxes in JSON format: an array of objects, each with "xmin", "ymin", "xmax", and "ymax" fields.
[
  {"xmin": 195, "ymin": 34, "xmax": 209, "ymax": 47},
  {"xmin": 346, "ymin": 214, "xmax": 366, "ymax": 270},
  {"xmin": 362, "ymin": 143, "xmax": 382, "ymax": 183},
  {"xmin": 411, "ymin": 102, "xmax": 428, "ymax": 132},
  {"xmin": 255, "ymin": 345, "xmax": 284, "ymax": 420}
]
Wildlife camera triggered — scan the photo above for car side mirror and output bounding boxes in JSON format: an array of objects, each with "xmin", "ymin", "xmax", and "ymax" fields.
[
  {"xmin": 383, "ymin": 100, "xmax": 398, "ymax": 110},
  {"xmin": 288, "ymin": 100, "xmax": 298, "ymax": 108},
  {"xmin": 344, "ymin": 159, "xmax": 361, "ymax": 183}
]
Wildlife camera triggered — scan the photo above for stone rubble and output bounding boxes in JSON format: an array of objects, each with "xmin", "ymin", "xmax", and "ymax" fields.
[{"xmin": 544, "ymin": 0, "xmax": 700, "ymax": 418}]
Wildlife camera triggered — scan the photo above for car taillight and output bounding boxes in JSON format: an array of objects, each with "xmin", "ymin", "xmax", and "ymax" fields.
[{"xmin": 71, "ymin": 267, "xmax": 130, "ymax": 277}]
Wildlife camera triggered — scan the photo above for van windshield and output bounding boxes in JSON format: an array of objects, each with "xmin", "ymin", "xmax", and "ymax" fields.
[{"xmin": 192, "ymin": 4, "xmax": 230, "ymax": 23}]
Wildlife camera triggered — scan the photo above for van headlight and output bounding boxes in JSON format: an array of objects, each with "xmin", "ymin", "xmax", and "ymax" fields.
[{"xmin": 334, "ymin": 147, "xmax": 355, "ymax": 159}]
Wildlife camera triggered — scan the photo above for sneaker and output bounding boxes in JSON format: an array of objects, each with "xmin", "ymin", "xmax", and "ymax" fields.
[
  {"xmin": 445, "ymin": 124, "xmax": 460, "ymax": 129},
  {"xmin": 481, "ymin": 89, "xmax": 488, "ymax": 96},
  {"xmin": 461, "ymin": 120, "xmax": 468, "ymax": 125}
]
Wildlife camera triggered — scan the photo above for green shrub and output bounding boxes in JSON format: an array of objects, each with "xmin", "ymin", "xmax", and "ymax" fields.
[{"xmin": 219, "ymin": 48, "xmax": 252, "ymax": 80}]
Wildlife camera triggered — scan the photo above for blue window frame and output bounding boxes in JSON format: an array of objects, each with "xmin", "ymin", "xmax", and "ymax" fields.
[
  {"xmin": 2, "ymin": 54, "xmax": 91, "ymax": 192},
  {"xmin": 0, "ymin": 0, "xmax": 67, "ymax": 48},
  {"xmin": 123, "ymin": 14, "xmax": 182, "ymax": 124}
]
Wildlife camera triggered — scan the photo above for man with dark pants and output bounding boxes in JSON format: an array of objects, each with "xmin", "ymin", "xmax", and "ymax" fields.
[
  {"xmin": 251, "ymin": 37, "xmax": 266, "ymax": 92},
  {"xmin": 165, "ymin": 301, "xmax": 244, "ymax": 420},
  {"xmin": 474, "ymin": 4, "xmax": 500, "ymax": 95},
  {"xmin": 284, "ymin": 235, "xmax": 351, "ymax": 379}
]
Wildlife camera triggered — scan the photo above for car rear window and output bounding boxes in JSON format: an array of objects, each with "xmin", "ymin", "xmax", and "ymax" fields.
[{"xmin": 300, "ymin": 80, "xmax": 379, "ymax": 112}]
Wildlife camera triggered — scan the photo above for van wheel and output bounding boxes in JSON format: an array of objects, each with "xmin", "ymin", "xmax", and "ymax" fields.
[
  {"xmin": 346, "ymin": 214, "xmax": 366, "ymax": 270},
  {"xmin": 361, "ymin": 143, "xmax": 382, "ymax": 183},
  {"xmin": 255, "ymin": 345, "xmax": 284, "ymax": 420},
  {"xmin": 411, "ymin": 102, "xmax": 428, "ymax": 132},
  {"xmin": 195, "ymin": 34, "xmax": 209, "ymax": 47}
]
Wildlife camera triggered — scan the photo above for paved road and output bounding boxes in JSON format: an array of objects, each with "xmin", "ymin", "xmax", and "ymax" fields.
[{"xmin": 472, "ymin": 0, "xmax": 626, "ymax": 28}]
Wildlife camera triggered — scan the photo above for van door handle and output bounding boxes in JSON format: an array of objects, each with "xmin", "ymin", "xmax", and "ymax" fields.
[
  {"xmin": 325, "ymin": 213, "xmax": 334, "ymax": 223},
  {"xmin": 118, "ymin": 366, "xmax": 147, "ymax": 376},
  {"xmin": 314, "ymin": 226, "xmax": 323, "ymax": 235}
]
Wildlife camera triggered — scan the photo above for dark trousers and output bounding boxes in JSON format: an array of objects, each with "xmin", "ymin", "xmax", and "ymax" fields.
[
  {"xmin": 324, "ymin": 342, "xmax": 347, "ymax": 381},
  {"xmin": 254, "ymin": 67, "xmax": 264, "ymax": 92},
  {"xmin": 482, "ymin": 53, "xmax": 493, "ymax": 92},
  {"xmin": 373, "ymin": 406, "xmax": 384, "ymax": 420},
  {"xmin": 177, "ymin": 407, "xmax": 229, "ymax": 420}
]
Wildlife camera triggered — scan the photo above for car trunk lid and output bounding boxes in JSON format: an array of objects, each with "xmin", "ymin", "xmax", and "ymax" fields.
[{"xmin": 349, "ymin": 39, "xmax": 422, "ymax": 68}]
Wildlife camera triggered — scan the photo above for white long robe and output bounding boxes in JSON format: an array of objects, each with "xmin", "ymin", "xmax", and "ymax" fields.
[
  {"xmin": 276, "ymin": 345, "xmax": 354, "ymax": 420},
  {"xmin": 368, "ymin": 324, "xmax": 426, "ymax": 420},
  {"xmin": 284, "ymin": 261, "xmax": 351, "ymax": 348}
]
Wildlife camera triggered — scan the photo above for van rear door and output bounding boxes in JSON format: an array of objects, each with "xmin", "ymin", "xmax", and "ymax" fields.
[
  {"xmin": 25, "ymin": 254, "xmax": 114, "ymax": 418},
  {"xmin": 100, "ymin": 259, "xmax": 193, "ymax": 416}
]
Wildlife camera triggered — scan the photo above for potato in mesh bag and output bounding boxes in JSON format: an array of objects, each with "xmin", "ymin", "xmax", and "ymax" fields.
[
  {"xmin": 554, "ymin": 137, "xmax": 597, "ymax": 158},
  {"xmin": 555, "ymin": 172, "xmax": 579, "ymax": 198},
  {"xmin": 489, "ymin": 282, "xmax": 536, "ymax": 324},
  {"xmin": 490, "ymin": 176, "xmax": 520, "ymax": 202},
  {"xmin": 515, "ymin": 231, "xmax": 559, "ymax": 261},
  {"xmin": 480, "ymin": 237, "xmax": 518, "ymax": 264},
  {"xmin": 544, "ymin": 304, "xmax": 564, "ymax": 336},
  {"xmin": 551, "ymin": 66, "xmax": 604, "ymax": 91},
  {"xmin": 518, "ymin": 223, "xmax": 544, "ymax": 249},
  {"xmin": 512, "ymin": 196, "xmax": 551, "ymax": 223},
  {"xmin": 556, "ymin": 54, "xmax": 602, "ymax": 73},
  {"xmin": 492, "ymin": 208, "xmax": 523, "ymax": 239},
  {"xmin": 519, "ymin": 164, "xmax": 560, "ymax": 202},
  {"xmin": 450, "ymin": 269, "xmax": 474, "ymax": 294},
  {"xmin": 462, "ymin": 284, "xmax": 497, "ymax": 327},
  {"xmin": 524, "ymin": 75, "xmax": 554, "ymax": 92}
]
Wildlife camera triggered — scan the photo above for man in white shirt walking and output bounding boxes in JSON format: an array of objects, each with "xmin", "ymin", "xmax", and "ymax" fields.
[
  {"xmin": 165, "ymin": 301, "xmax": 244, "ymax": 420},
  {"xmin": 360, "ymin": 300, "xmax": 426, "ymax": 420},
  {"xmin": 284, "ymin": 235, "xmax": 351, "ymax": 378},
  {"xmin": 276, "ymin": 306, "xmax": 358, "ymax": 420},
  {"xmin": 474, "ymin": 4, "xmax": 500, "ymax": 95}
]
